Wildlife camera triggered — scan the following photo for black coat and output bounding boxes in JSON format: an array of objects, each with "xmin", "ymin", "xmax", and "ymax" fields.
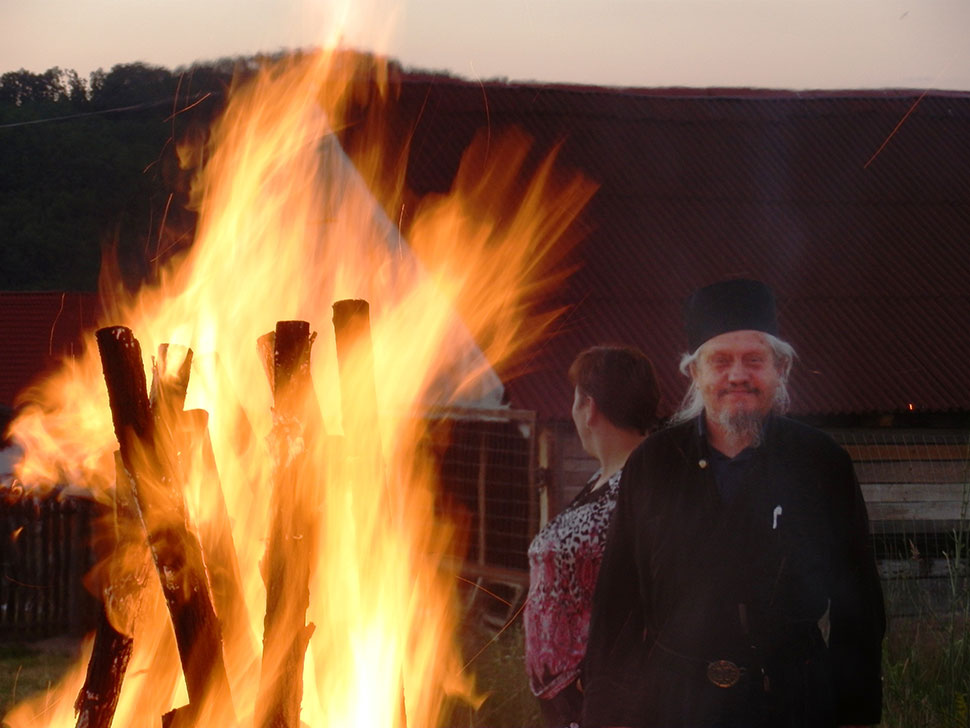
[{"xmin": 582, "ymin": 417, "xmax": 885, "ymax": 728}]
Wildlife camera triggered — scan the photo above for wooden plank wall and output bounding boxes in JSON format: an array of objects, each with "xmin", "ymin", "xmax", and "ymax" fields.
[
  {"xmin": 844, "ymin": 440, "xmax": 970, "ymax": 532},
  {"xmin": 548, "ymin": 425, "xmax": 970, "ymax": 537}
]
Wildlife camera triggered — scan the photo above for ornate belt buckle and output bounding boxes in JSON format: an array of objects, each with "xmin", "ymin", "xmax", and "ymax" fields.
[{"xmin": 706, "ymin": 659, "xmax": 742, "ymax": 688}]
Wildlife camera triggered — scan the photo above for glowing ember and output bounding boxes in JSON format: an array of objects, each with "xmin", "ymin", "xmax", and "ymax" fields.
[{"xmin": 4, "ymin": 47, "xmax": 594, "ymax": 727}]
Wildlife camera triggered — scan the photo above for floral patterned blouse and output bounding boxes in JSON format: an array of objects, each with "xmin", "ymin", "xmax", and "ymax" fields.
[{"xmin": 524, "ymin": 468, "xmax": 622, "ymax": 699}]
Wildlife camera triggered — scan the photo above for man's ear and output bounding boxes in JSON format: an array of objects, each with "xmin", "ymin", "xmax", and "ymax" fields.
[{"xmin": 585, "ymin": 395, "xmax": 600, "ymax": 426}]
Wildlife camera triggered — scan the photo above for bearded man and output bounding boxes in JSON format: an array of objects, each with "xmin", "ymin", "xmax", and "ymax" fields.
[{"xmin": 582, "ymin": 279, "xmax": 884, "ymax": 728}]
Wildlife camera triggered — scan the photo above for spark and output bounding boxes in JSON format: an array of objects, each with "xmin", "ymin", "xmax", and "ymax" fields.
[
  {"xmin": 863, "ymin": 90, "xmax": 930, "ymax": 170},
  {"xmin": 48, "ymin": 292, "xmax": 66, "ymax": 356},
  {"xmin": 455, "ymin": 575, "xmax": 514, "ymax": 607},
  {"xmin": 864, "ymin": 47, "xmax": 962, "ymax": 169},
  {"xmin": 460, "ymin": 598, "xmax": 528, "ymax": 673},
  {"xmin": 163, "ymin": 91, "xmax": 214, "ymax": 123}
]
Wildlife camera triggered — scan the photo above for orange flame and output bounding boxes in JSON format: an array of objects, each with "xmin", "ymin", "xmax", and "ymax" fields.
[{"xmin": 5, "ymin": 47, "xmax": 594, "ymax": 727}]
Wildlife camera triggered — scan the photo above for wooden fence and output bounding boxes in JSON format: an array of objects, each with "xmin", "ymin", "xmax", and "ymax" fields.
[
  {"xmin": 2, "ymin": 426, "xmax": 966, "ymax": 638},
  {"xmin": 0, "ymin": 481, "xmax": 99, "ymax": 639},
  {"xmin": 0, "ymin": 408, "xmax": 538, "ymax": 640}
]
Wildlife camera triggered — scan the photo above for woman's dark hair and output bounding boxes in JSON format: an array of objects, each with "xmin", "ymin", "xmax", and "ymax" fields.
[
  {"xmin": 0, "ymin": 404, "xmax": 13, "ymax": 447},
  {"xmin": 568, "ymin": 345, "xmax": 660, "ymax": 435}
]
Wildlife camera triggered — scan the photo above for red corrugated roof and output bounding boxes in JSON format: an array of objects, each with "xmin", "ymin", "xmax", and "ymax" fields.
[
  {"xmin": 384, "ymin": 81, "xmax": 970, "ymax": 419},
  {"xmin": 0, "ymin": 292, "xmax": 99, "ymax": 407},
  {"xmin": 5, "ymin": 84, "xmax": 968, "ymax": 421}
]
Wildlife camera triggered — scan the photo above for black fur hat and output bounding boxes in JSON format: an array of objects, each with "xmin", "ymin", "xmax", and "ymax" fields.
[{"xmin": 685, "ymin": 279, "xmax": 778, "ymax": 352}]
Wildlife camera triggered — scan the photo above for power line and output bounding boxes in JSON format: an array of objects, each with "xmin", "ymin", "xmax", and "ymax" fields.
[{"xmin": 0, "ymin": 92, "xmax": 216, "ymax": 130}]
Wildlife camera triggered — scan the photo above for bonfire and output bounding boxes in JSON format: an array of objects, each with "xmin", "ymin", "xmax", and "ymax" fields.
[{"xmin": 4, "ymin": 46, "xmax": 594, "ymax": 728}]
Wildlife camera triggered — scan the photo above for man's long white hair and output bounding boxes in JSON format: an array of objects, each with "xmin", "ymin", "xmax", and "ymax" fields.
[{"xmin": 669, "ymin": 333, "xmax": 796, "ymax": 425}]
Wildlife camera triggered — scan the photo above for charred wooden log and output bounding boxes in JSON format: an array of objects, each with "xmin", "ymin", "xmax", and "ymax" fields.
[
  {"xmin": 331, "ymin": 299, "xmax": 382, "ymax": 464},
  {"xmin": 254, "ymin": 320, "xmax": 317, "ymax": 728},
  {"xmin": 331, "ymin": 299, "xmax": 391, "ymax": 517},
  {"xmin": 192, "ymin": 352, "xmax": 259, "ymax": 462},
  {"xmin": 74, "ymin": 611, "xmax": 133, "ymax": 728},
  {"xmin": 331, "ymin": 300, "xmax": 408, "ymax": 727},
  {"xmin": 73, "ymin": 453, "xmax": 145, "ymax": 728},
  {"xmin": 150, "ymin": 344, "xmax": 193, "ymax": 418},
  {"xmin": 154, "ymin": 344, "xmax": 256, "ymax": 673},
  {"xmin": 95, "ymin": 326, "xmax": 235, "ymax": 726},
  {"xmin": 258, "ymin": 328, "xmax": 324, "ymax": 445},
  {"xmin": 179, "ymin": 408, "xmax": 256, "ymax": 674}
]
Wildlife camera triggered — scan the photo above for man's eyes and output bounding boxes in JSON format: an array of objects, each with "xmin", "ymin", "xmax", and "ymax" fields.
[{"xmin": 709, "ymin": 355, "xmax": 765, "ymax": 367}]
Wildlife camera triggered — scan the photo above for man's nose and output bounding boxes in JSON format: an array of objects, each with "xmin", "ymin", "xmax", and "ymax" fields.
[{"xmin": 727, "ymin": 359, "xmax": 748, "ymax": 381}]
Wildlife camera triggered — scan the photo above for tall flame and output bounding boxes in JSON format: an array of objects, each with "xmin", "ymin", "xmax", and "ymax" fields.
[{"xmin": 5, "ymin": 47, "xmax": 594, "ymax": 727}]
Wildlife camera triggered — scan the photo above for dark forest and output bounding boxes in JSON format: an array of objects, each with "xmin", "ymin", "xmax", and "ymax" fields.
[{"xmin": 0, "ymin": 61, "xmax": 249, "ymax": 291}]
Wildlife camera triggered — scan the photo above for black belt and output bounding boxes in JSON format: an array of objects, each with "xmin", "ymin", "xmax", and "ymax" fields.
[{"xmin": 651, "ymin": 639, "xmax": 755, "ymax": 690}]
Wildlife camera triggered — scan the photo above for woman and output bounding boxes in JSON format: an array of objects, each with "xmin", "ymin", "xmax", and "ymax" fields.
[{"xmin": 525, "ymin": 345, "xmax": 660, "ymax": 728}]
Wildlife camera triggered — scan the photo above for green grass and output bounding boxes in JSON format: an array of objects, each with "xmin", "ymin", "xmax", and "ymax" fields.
[
  {"xmin": 2, "ymin": 562, "xmax": 968, "ymax": 728},
  {"xmin": 0, "ymin": 624, "xmax": 543, "ymax": 728},
  {"xmin": 449, "ymin": 544, "xmax": 970, "ymax": 728},
  {"xmin": 881, "ymin": 533, "xmax": 970, "ymax": 728},
  {"xmin": 882, "ymin": 614, "xmax": 970, "ymax": 728},
  {"xmin": 0, "ymin": 641, "xmax": 80, "ymax": 722},
  {"xmin": 444, "ymin": 618, "xmax": 543, "ymax": 728}
]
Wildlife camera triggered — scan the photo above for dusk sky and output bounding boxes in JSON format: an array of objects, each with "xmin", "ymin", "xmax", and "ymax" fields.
[{"xmin": 1, "ymin": 0, "xmax": 969, "ymax": 90}]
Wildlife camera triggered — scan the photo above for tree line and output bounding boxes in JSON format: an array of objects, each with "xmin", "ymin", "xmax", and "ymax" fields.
[
  {"xmin": 0, "ymin": 52, "xmax": 460, "ymax": 293},
  {"xmin": 0, "ymin": 61, "xmax": 243, "ymax": 291}
]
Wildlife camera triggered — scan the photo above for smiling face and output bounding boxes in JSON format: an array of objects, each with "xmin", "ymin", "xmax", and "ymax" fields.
[{"xmin": 690, "ymin": 330, "xmax": 782, "ymax": 429}]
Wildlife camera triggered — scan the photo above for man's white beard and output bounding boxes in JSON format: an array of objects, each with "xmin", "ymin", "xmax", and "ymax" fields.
[{"xmin": 717, "ymin": 409, "xmax": 765, "ymax": 448}]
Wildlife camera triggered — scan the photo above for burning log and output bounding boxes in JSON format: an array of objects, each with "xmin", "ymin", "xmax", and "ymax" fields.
[
  {"xmin": 180, "ymin": 408, "xmax": 256, "ymax": 674},
  {"xmin": 192, "ymin": 351, "xmax": 259, "ymax": 462},
  {"xmin": 258, "ymin": 329, "xmax": 325, "ymax": 445},
  {"xmin": 74, "ymin": 453, "xmax": 143, "ymax": 728},
  {"xmin": 331, "ymin": 299, "xmax": 382, "ymax": 466},
  {"xmin": 331, "ymin": 300, "xmax": 407, "ymax": 727},
  {"xmin": 254, "ymin": 320, "xmax": 318, "ymax": 728},
  {"xmin": 150, "ymin": 346, "xmax": 256, "ymax": 672},
  {"xmin": 150, "ymin": 343, "xmax": 193, "ymax": 419},
  {"xmin": 150, "ymin": 346, "xmax": 256, "ymax": 677},
  {"xmin": 95, "ymin": 327, "xmax": 235, "ymax": 726},
  {"xmin": 74, "ymin": 610, "xmax": 134, "ymax": 728}
]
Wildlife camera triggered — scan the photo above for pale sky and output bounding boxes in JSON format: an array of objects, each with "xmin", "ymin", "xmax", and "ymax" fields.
[{"xmin": 1, "ymin": 0, "xmax": 969, "ymax": 90}]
